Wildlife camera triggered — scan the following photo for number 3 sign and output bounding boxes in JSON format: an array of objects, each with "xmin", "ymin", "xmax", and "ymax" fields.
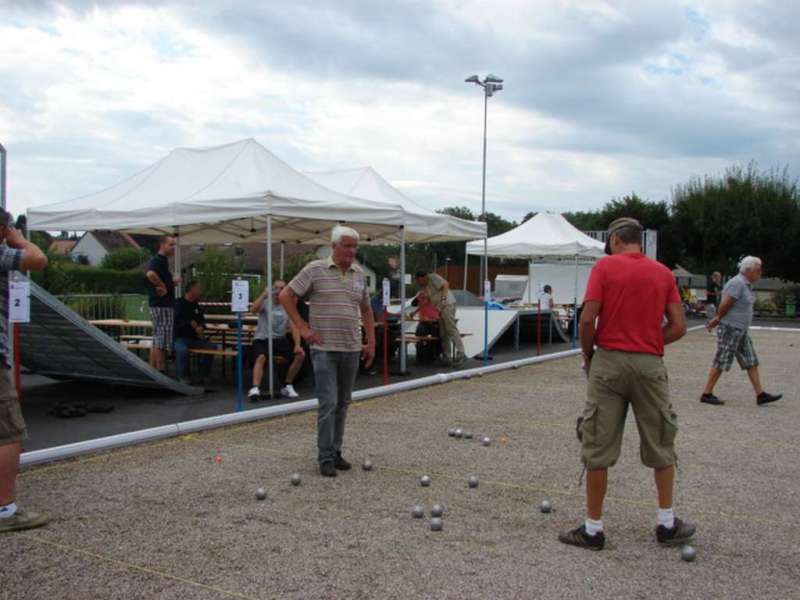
[{"xmin": 231, "ymin": 279, "xmax": 249, "ymax": 313}]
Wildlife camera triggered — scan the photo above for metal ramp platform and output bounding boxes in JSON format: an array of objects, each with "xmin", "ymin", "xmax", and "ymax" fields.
[{"xmin": 18, "ymin": 280, "xmax": 199, "ymax": 395}]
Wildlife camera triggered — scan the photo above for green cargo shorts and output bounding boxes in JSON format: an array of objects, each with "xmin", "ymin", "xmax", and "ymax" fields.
[
  {"xmin": 0, "ymin": 367, "xmax": 26, "ymax": 446},
  {"xmin": 579, "ymin": 348, "xmax": 677, "ymax": 470}
]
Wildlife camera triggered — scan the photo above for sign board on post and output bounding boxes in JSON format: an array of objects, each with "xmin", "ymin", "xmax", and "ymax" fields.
[
  {"xmin": 231, "ymin": 279, "xmax": 249, "ymax": 313},
  {"xmin": 382, "ymin": 277, "xmax": 390, "ymax": 308},
  {"xmin": 483, "ymin": 279, "xmax": 491, "ymax": 302},
  {"xmin": 9, "ymin": 281, "xmax": 30, "ymax": 324}
]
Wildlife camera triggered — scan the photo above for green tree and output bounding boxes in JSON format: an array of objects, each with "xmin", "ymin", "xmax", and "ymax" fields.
[
  {"xmin": 101, "ymin": 247, "xmax": 152, "ymax": 270},
  {"xmin": 670, "ymin": 163, "xmax": 800, "ymax": 279}
]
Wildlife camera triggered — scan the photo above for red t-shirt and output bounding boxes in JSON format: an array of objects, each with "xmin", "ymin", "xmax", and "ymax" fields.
[{"xmin": 583, "ymin": 253, "xmax": 681, "ymax": 356}]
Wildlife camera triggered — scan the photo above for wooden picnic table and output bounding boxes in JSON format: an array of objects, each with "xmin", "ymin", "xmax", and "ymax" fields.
[{"xmin": 204, "ymin": 314, "xmax": 258, "ymax": 323}]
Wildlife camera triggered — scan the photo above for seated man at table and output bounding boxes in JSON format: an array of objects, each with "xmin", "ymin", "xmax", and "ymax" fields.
[
  {"xmin": 249, "ymin": 280, "xmax": 305, "ymax": 401},
  {"xmin": 173, "ymin": 280, "xmax": 218, "ymax": 385}
]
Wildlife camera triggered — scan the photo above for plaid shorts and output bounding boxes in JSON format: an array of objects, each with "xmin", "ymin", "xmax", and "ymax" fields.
[
  {"xmin": 713, "ymin": 322, "xmax": 759, "ymax": 371},
  {"xmin": 150, "ymin": 307, "xmax": 174, "ymax": 350}
]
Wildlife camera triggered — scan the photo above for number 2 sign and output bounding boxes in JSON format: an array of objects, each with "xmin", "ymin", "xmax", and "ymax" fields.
[{"xmin": 9, "ymin": 281, "xmax": 31, "ymax": 324}]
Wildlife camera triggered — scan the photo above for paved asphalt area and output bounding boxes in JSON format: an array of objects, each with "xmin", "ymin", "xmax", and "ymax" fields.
[{"xmin": 3, "ymin": 328, "xmax": 798, "ymax": 599}]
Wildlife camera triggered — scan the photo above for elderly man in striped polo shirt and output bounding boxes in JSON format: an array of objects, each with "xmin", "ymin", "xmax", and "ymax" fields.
[{"xmin": 280, "ymin": 225, "xmax": 376, "ymax": 477}]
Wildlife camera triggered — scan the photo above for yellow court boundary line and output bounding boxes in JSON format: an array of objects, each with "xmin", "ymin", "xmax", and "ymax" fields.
[{"xmin": 17, "ymin": 533, "xmax": 263, "ymax": 600}]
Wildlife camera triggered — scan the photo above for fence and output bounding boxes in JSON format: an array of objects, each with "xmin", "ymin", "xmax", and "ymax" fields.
[{"xmin": 55, "ymin": 293, "xmax": 150, "ymax": 321}]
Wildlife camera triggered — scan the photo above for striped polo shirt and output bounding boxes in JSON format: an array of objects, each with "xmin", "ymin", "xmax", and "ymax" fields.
[{"xmin": 288, "ymin": 258, "xmax": 370, "ymax": 352}]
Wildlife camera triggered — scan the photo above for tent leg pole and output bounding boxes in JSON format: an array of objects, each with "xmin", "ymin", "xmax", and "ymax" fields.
[
  {"xmin": 267, "ymin": 217, "xmax": 274, "ymax": 398},
  {"xmin": 174, "ymin": 226, "xmax": 181, "ymax": 299},
  {"xmin": 572, "ymin": 256, "xmax": 579, "ymax": 349},
  {"xmin": 279, "ymin": 241, "xmax": 285, "ymax": 280},
  {"xmin": 463, "ymin": 245, "xmax": 468, "ymax": 292},
  {"xmin": 399, "ymin": 227, "xmax": 408, "ymax": 375}
]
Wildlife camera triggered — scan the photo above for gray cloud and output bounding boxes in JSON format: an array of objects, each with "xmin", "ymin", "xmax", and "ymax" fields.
[{"xmin": 2, "ymin": 0, "xmax": 798, "ymax": 219}]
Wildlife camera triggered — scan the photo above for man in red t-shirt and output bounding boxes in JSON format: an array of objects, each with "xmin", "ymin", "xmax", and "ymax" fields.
[{"xmin": 559, "ymin": 218, "xmax": 694, "ymax": 551}]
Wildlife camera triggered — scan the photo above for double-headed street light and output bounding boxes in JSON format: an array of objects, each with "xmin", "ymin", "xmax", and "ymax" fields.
[
  {"xmin": 465, "ymin": 73, "xmax": 503, "ymax": 364},
  {"xmin": 464, "ymin": 74, "xmax": 503, "ymax": 294}
]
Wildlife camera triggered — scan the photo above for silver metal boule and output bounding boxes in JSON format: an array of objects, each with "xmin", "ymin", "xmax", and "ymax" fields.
[
  {"xmin": 430, "ymin": 517, "xmax": 443, "ymax": 531},
  {"xmin": 420, "ymin": 475, "xmax": 431, "ymax": 487},
  {"xmin": 431, "ymin": 504, "xmax": 444, "ymax": 517},
  {"xmin": 255, "ymin": 487, "xmax": 267, "ymax": 500},
  {"xmin": 468, "ymin": 475, "xmax": 479, "ymax": 488},
  {"xmin": 411, "ymin": 505, "xmax": 424, "ymax": 519},
  {"xmin": 481, "ymin": 437, "xmax": 491, "ymax": 446},
  {"xmin": 290, "ymin": 473, "xmax": 301, "ymax": 486},
  {"xmin": 681, "ymin": 545, "xmax": 697, "ymax": 562},
  {"xmin": 362, "ymin": 461, "xmax": 373, "ymax": 471},
  {"xmin": 540, "ymin": 500, "xmax": 552, "ymax": 513}
]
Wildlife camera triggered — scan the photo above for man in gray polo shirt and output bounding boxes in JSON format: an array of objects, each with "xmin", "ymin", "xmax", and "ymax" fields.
[
  {"xmin": 280, "ymin": 225, "xmax": 376, "ymax": 477},
  {"xmin": 700, "ymin": 256, "xmax": 782, "ymax": 406}
]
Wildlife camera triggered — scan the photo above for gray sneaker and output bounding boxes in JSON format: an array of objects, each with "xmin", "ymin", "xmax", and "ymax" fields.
[
  {"xmin": 0, "ymin": 509, "xmax": 49, "ymax": 533},
  {"xmin": 452, "ymin": 353, "xmax": 467, "ymax": 366}
]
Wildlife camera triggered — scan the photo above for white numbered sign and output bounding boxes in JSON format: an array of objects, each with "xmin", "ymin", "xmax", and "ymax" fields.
[
  {"xmin": 483, "ymin": 279, "xmax": 491, "ymax": 302},
  {"xmin": 9, "ymin": 281, "xmax": 31, "ymax": 324},
  {"xmin": 382, "ymin": 277, "xmax": 390, "ymax": 308},
  {"xmin": 231, "ymin": 279, "xmax": 250, "ymax": 313}
]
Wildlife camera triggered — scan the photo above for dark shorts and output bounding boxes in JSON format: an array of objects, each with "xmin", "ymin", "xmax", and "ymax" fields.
[
  {"xmin": 253, "ymin": 337, "xmax": 293, "ymax": 363},
  {"xmin": 713, "ymin": 323, "xmax": 759, "ymax": 371},
  {"xmin": 0, "ymin": 367, "xmax": 25, "ymax": 446}
]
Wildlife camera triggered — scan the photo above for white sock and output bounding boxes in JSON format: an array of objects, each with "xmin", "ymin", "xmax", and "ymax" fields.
[
  {"xmin": 658, "ymin": 507, "xmax": 675, "ymax": 529},
  {"xmin": 584, "ymin": 518, "xmax": 603, "ymax": 536},
  {"xmin": 0, "ymin": 502, "xmax": 18, "ymax": 519}
]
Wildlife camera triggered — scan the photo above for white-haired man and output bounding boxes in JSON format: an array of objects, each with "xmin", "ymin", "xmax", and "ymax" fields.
[
  {"xmin": 701, "ymin": 256, "xmax": 782, "ymax": 406},
  {"xmin": 280, "ymin": 225, "xmax": 375, "ymax": 477}
]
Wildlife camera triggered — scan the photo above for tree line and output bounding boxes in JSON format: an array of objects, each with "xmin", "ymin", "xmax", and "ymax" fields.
[{"xmin": 399, "ymin": 163, "xmax": 800, "ymax": 282}]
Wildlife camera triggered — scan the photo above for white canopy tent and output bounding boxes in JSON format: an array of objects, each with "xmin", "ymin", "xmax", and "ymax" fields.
[
  {"xmin": 28, "ymin": 139, "xmax": 486, "ymax": 384},
  {"xmin": 465, "ymin": 212, "xmax": 605, "ymax": 347},
  {"xmin": 465, "ymin": 212, "xmax": 604, "ymax": 260}
]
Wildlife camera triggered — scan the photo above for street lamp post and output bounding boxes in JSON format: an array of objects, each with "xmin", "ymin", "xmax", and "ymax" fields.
[
  {"xmin": 465, "ymin": 74, "xmax": 503, "ymax": 292},
  {"xmin": 465, "ymin": 74, "xmax": 503, "ymax": 364}
]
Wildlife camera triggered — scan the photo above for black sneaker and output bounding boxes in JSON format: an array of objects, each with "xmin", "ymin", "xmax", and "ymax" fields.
[
  {"xmin": 319, "ymin": 462, "xmax": 337, "ymax": 477},
  {"xmin": 558, "ymin": 524, "xmax": 605, "ymax": 551},
  {"xmin": 700, "ymin": 393, "xmax": 724, "ymax": 405},
  {"xmin": 656, "ymin": 517, "xmax": 696, "ymax": 546},
  {"xmin": 334, "ymin": 453, "xmax": 352, "ymax": 471},
  {"xmin": 757, "ymin": 392, "xmax": 782, "ymax": 406}
]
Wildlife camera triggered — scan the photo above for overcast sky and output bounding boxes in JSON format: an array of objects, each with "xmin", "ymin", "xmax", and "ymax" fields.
[{"xmin": 1, "ymin": 0, "xmax": 798, "ymax": 223}]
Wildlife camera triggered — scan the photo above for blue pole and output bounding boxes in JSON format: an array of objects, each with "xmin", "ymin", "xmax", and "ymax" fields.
[{"xmin": 236, "ymin": 312, "xmax": 243, "ymax": 411}]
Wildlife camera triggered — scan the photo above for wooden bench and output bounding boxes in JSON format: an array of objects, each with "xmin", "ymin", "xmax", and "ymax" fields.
[{"xmin": 120, "ymin": 334, "xmax": 153, "ymax": 342}]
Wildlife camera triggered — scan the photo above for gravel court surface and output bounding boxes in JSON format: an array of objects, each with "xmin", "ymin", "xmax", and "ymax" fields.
[{"xmin": 4, "ymin": 330, "xmax": 799, "ymax": 599}]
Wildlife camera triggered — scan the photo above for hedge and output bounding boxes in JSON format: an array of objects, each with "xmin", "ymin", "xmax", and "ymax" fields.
[{"xmin": 31, "ymin": 262, "xmax": 146, "ymax": 295}]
